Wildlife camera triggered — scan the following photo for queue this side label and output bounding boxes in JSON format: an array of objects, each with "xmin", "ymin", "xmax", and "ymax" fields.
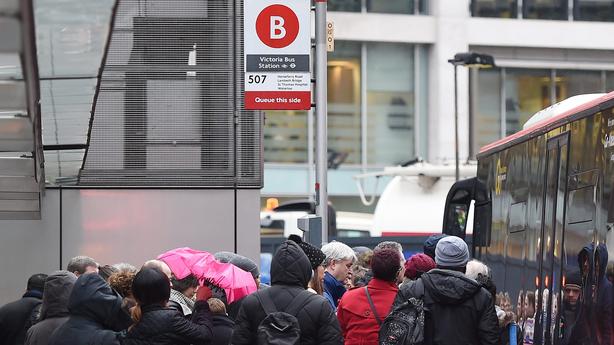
[{"xmin": 244, "ymin": 0, "xmax": 311, "ymax": 110}]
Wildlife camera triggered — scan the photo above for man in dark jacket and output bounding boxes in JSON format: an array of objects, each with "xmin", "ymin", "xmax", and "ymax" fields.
[
  {"xmin": 560, "ymin": 270, "xmax": 582, "ymax": 345},
  {"xmin": 48, "ymin": 273, "xmax": 132, "ymax": 345},
  {"xmin": 574, "ymin": 243, "xmax": 613, "ymax": 345},
  {"xmin": 394, "ymin": 236, "xmax": 498, "ymax": 345},
  {"xmin": 231, "ymin": 240, "xmax": 343, "ymax": 345},
  {"xmin": 25, "ymin": 271, "xmax": 77, "ymax": 345},
  {"xmin": 595, "ymin": 244, "xmax": 613, "ymax": 345},
  {"xmin": 0, "ymin": 273, "xmax": 47, "ymax": 345}
]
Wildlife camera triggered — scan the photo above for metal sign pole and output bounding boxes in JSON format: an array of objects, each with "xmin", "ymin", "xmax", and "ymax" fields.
[{"xmin": 315, "ymin": 0, "xmax": 328, "ymax": 244}]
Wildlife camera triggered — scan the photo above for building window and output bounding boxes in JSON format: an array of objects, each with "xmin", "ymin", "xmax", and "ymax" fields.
[
  {"xmin": 328, "ymin": 0, "xmax": 361, "ymax": 12},
  {"xmin": 471, "ymin": 0, "xmax": 517, "ymax": 18},
  {"xmin": 366, "ymin": 42, "xmax": 415, "ymax": 165},
  {"xmin": 263, "ymin": 110, "xmax": 308, "ymax": 163},
  {"xmin": 555, "ymin": 70, "xmax": 603, "ymax": 102},
  {"xmin": 505, "ymin": 69, "xmax": 552, "ymax": 135},
  {"xmin": 330, "ymin": 0, "xmax": 428, "ymax": 14},
  {"xmin": 472, "ymin": 0, "xmax": 614, "ymax": 21},
  {"xmin": 523, "ymin": 0, "xmax": 568, "ymax": 20},
  {"xmin": 574, "ymin": 0, "xmax": 614, "ymax": 22},
  {"xmin": 473, "ymin": 68, "xmax": 502, "ymax": 153},
  {"xmin": 263, "ymin": 41, "xmax": 427, "ymax": 167},
  {"xmin": 328, "ymin": 41, "xmax": 362, "ymax": 165},
  {"xmin": 367, "ymin": 0, "xmax": 415, "ymax": 14},
  {"xmin": 607, "ymin": 72, "xmax": 614, "ymax": 92},
  {"xmin": 473, "ymin": 67, "xmax": 609, "ymax": 154}
]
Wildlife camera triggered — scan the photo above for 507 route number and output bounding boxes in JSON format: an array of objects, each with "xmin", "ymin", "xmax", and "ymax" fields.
[{"xmin": 248, "ymin": 75, "xmax": 267, "ymax": 84}]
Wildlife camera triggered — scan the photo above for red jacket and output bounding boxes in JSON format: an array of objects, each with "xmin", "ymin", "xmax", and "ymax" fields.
[{"xmin": 337, "ymin": 278, "xmax": 398, "ymax": 345}]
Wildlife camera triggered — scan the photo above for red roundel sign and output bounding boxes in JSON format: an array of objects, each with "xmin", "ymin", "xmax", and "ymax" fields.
[{"xmin": 256, "ymin": 4, "xmax": 299, "ymax": 49}]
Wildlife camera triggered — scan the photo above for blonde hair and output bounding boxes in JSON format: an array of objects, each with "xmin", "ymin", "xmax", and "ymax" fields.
[{"xmin": 207, "ymin": 298, "xmax": 227, "ymax": 315}]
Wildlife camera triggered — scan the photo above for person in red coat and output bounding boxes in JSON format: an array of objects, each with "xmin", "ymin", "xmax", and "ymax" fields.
[{"xmin": 337, "ymin": 248, "xmax": 403, "ymax": 345}]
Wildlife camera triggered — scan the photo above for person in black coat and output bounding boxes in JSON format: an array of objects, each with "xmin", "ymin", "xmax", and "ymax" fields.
[
  {"xmin": 231, "ymin": 240, "xmax": 343, "ymax": 345},
  {"xmin": 120, "ymin": 268, "xmax": 213, "ymax": 345},
  {"xmin": 48, "ymin": 273, "xmax": 132, "ymax": 345},
  {"xmin": 25, "ymin": 271, "xmax": 78, "ymax": 345},
  {"xmin": 0, "ymin": 273, "xmax": 47, "ymax": 345},
  {"xmin": 207, "ymin": 298, "xmax": 234, "ymax": 345},
  {"xmin": 394, "ymin": 236, "xmax": 498, "ymax": 345}
]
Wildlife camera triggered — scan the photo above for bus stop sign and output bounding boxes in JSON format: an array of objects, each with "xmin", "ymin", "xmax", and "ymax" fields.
[{"xmin": 244, "ymin": 0, "xmax": 311, "ymax": 110}]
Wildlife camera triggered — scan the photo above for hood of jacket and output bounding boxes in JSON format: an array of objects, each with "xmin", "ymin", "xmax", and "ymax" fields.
[
  {"xmin": 596, "ymin": 243, "xmax": 608, "ymax": 281},
  {"xmin": 422, "ymin": 269, "xmax": 481, "ymax": 304},
  {"xmin": 68, "ymin": 273, "xmax": 131, "ymax": 331},
  {"xmin": 41, "ymin": 270, "xmax": 77, "ymax": 320},
  {"xmin": 578, "ymin": 243, "xmax": 596, "ymax": 279},
  {"xmin": 270, "ymin": 240, "xmax": 312, "ymax": 288}
]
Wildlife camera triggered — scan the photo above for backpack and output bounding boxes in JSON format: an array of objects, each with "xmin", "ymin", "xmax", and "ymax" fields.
[
  {"xmin": 255, "ymin": 289, "xmax": 314, "ymax": 345},
  {"xmin": 379, "ymin": 279, "xmax": 428, "ymax": 345}
]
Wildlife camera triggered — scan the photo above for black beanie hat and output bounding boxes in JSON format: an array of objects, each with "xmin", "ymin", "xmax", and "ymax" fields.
[
  {"xmin": 289, "ymin": 235, "xmax": 326, "ymax": 270},
  {"xmin": 565, "ymin": 270, "xmax": 582, "ymax": 289}
]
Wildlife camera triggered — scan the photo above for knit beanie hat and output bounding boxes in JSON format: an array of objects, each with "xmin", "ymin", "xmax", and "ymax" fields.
[
  {"xmin": 288, "ymin": 235, "xmax": 326, "ymax": 270},
  {"xmin": 424, "ymin": 234, "xmax": 448, "ymax": 259},
  {"xmin": 214, "ymin": 251, "xmax": 260, "ymax": 279},
  {"xmin": 565, "ymin": 270, "xmax": 582, "ymax": 289},
  {"xmin": 404, "ymin": 253, "xmax": 436, "ymax": 280},
  {"xmin": 435, "ymin": 236, "xmax": 470, "ymax": 267}
]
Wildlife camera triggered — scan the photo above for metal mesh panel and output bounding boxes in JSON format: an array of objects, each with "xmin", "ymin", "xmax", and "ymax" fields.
[{"xmin": 79, "ymin": 0, "xmax": 262, "ymax": 187}]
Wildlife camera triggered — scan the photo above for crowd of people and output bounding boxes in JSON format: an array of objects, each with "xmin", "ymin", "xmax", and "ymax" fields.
[{"xmin": 0, "ymin": 234, "xmax": 609, "ymax": 345}]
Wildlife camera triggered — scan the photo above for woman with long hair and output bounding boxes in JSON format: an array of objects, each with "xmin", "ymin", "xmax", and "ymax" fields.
[{"xmin": 121, "ymin": 268, "xmax": 213, "ymax": 345}]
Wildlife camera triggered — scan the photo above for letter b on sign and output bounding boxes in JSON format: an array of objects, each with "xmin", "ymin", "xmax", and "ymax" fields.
[
  {"xmin": 270, "ymin": 16, "xmax": 286, "ymax": 39},
  {"xmin": 256, "ymin": 4, "xmax": 299, "ymax": 48}
]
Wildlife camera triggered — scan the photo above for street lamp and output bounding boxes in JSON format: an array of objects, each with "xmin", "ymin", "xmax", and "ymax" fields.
[{"xmin": 448, "ymin": 52, "xmax": 495, "ymax": 181}]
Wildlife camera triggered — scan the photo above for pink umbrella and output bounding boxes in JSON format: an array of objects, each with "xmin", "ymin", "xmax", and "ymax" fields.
[{"xmin": 158, "ymin": 247, "xmax": 257, "ymax": 304}]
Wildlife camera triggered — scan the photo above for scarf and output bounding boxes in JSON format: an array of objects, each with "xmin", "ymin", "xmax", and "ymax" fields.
[{"xmin": 169, "ymin": 289, "xmax": 195, "ymax": 316}]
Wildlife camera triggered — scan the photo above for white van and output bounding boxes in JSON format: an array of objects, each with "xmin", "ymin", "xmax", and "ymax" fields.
[
  {"xmin": 260, "ymin": 200, "xmax": 373, "ymax": 238},
  {"xmin": 354, "ymin": 161, "xmax": 477, "ymax": 237}
]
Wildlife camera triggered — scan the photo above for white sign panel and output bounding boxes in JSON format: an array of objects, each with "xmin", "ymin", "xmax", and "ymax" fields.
[{"xmin": 244, "ymin": 0, "xmax": 311, "ymax": 110}]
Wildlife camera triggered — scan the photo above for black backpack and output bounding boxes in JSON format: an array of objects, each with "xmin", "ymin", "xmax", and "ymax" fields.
[
  {"xmin": 379, "ymin": 279, "xmax": 429, "ymax": 345},
  {"xmin": 255, "ymin": 290, "xmax": 314, "ymax": 345}
]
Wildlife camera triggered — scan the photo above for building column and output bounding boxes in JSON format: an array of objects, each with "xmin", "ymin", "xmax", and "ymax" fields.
[{"xmin": 428, "ymin": 0, "xmax": 471, "ymax": 164}]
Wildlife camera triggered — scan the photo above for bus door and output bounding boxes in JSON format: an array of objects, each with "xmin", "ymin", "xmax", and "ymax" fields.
[{"xmin": 535, "ymin": 133, "xmax": 569, "ymax": 345}]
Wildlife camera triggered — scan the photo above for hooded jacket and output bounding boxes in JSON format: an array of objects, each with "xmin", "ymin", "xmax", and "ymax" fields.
[
  {"xmin": 48, "ymin": 273, "xmax": 132, "ymax": 345},
  {"xmin": 573, "ymin": 244, "xmax": 613, "ymax": 345},
  {"xmin": 394, "ymin": 269, "xmax": 498, "ymax": 345},
  {"xmin": 595, "ymin": 244, "xmax": 613, "ymax": 345},
  {"xmin": 231, "ymin": 240, "xmax": 343, "ymax": 345},
  {"xmin": 0, "ymin": 289, "xmax": 43, "ymax": 345},
  {"xmin": 25, "ymin": 271, "xmax": 77, "ymax": 345}
]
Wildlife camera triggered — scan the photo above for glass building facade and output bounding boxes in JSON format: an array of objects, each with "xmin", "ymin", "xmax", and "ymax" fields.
[
  {"xmin": 264, "ymin": 42, "xmax": 428, "ymax": 168},
  {"xmin": 472, "ymin": 67, "xmax": 614, "ymax": 153},
  {"xmin": 329, "ymin": 0, "xmax": 428, "ymax": 14},
  {"xmin": 472, "ymin": 0, "xmax": 614, "ymax": 21}
]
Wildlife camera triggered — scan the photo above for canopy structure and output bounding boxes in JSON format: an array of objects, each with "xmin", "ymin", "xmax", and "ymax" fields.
[{"xmin": 0, "ymin": 0, "xmax": 44, "ymax": 219}]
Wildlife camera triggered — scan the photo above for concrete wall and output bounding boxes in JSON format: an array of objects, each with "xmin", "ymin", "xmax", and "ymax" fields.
[{"xmin": 0, "ymin": 188, "xmax": 260, "ymax": 305}]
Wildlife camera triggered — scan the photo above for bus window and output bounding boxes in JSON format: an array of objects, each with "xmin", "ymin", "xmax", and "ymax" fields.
[
  {"xmin": 443, "ymin": 177, "xmax": 491, "ymax": 248},
  {"xmin": 535, "ymin": 134, "xmax": 569, "ymax": 345}
]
